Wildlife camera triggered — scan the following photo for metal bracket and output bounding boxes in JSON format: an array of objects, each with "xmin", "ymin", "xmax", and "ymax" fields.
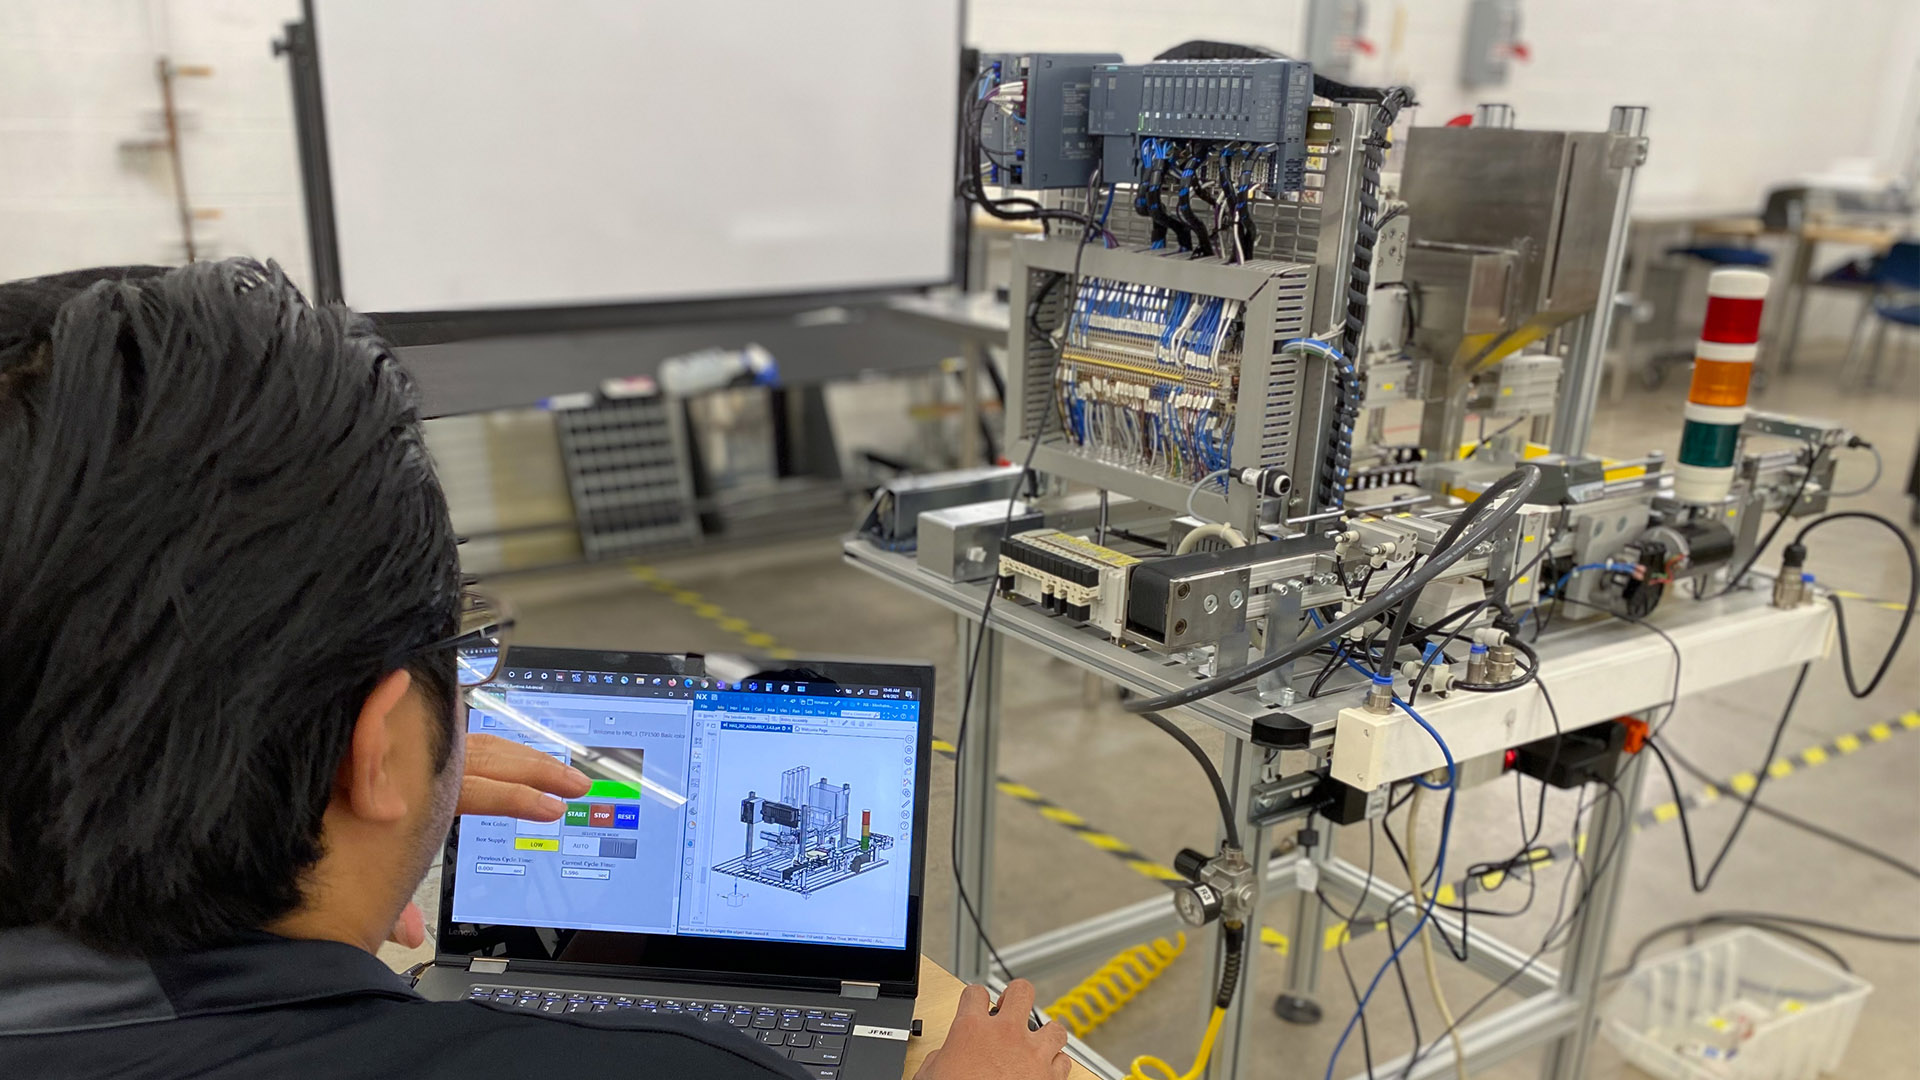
[
  {"xmin": 1609, "ymin": 135, "xmax": 1650, "ymax": 169},
  {"xmin": 1248, "ymin": 773, "xmax": 1325, "ymax": 827}
]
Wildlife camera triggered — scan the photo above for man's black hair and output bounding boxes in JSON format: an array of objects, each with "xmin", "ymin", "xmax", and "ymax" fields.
[{"xmin": 0, "ymin": 258, "xmax": 461, "ymax": 957}]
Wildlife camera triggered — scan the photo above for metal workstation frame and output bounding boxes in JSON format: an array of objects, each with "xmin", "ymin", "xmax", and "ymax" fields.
[{"xmin": 844, "ymin": 539, "xmax": 1833, "ymax": 1079}]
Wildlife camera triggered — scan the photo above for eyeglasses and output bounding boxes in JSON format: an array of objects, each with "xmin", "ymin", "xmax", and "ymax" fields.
[{"xmin": 411, "ymin": 589, "xmax": 516, "ymax": 688}]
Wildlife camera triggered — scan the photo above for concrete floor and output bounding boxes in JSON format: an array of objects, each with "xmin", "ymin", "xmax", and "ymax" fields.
[{"xmin": 390, "ymin": 352, "xmax": 1920, "ymax": 1079}]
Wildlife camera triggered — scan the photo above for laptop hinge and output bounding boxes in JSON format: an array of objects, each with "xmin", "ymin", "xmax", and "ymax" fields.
[
  {"xmin": 839, "ymin": 981, "xmax": 881, "ymax": 1000},
  {"xmin": 469, "ymin": 958, "xmax": 509, "ymax": 974}
]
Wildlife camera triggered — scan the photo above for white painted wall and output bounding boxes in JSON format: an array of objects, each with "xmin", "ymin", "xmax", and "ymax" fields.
[
  {"xmin": 3, "ymin": 0, "xmax": 1914, "ymax": 297},
  {"xmin": 973, "ymin": 0, "xmax": 1920, "ymax": 215},
  {"xmin": 0, "ymin": 0, "xmax": 307, "ymax": 285}
]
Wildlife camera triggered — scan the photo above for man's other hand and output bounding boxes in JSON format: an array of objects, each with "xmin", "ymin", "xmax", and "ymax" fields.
[
  {"xmin": 387, "ymin": 734, "xmax": 592, "ymax": 947},
  {"xmin": 916, "ymin": 979, "xmax": 1070, "ymax": 1080},
  {"xmin": 458, "ymin": 732, "xmax": 592, "ymax": 820}
]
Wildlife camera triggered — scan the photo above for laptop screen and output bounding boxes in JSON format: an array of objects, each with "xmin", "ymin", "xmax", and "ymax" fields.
[{"xmin": 437, "ymin": 649, "xmax": 930, "ymax": 989}]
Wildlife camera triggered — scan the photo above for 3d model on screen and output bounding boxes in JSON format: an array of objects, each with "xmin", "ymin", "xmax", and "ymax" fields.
[{"xmin": 713, "ymin": 765, "xmax": 893, "ymax": 895}]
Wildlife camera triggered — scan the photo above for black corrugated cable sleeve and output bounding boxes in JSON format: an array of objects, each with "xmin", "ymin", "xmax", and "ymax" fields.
[{"xmin": 1215, "ymin": 923, "xmax": 1247, "ymax": 1010}]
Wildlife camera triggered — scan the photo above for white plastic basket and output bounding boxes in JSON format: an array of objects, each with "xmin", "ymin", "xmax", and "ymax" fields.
[{"xmin": 1602, "ymin": 928, "xmax": 1871, "ymax": 1080}]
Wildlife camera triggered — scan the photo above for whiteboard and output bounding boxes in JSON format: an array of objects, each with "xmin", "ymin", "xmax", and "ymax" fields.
[{"xmin": 312, "ymin": 1, "xmax": 962, "ymax": 314}]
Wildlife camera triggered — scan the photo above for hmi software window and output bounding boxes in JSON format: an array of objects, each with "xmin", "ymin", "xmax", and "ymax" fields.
[{"xmin": 450, "ymin": 670, "xmax": 919, "ymax": 950}]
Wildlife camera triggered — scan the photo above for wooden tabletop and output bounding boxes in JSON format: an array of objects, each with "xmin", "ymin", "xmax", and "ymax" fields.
[
  {"xmin": 908, "ymin": 956, "xmax": 1103, "ymax": 1079},
  {"xmin": 1682, "ymin": 215, "xmax": 1902, "ymax": 248}
]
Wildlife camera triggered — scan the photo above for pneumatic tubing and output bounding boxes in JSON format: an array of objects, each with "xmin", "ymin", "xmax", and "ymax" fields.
[{"xmin": 1124, "ymin": 465, "xmax": 1544, "ymax": 714}]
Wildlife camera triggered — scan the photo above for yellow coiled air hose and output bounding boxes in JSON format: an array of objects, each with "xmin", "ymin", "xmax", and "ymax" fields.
[
  {"xmin": 1122, "ymin": 923, "xmax": 1245, "ymax": 1080},
  {"xmin": 1043, "ymin": 932, "xmax": 1187, "ymax": 1039}
]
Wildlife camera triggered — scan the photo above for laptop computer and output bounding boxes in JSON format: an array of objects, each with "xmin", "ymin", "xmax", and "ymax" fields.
[{"xmin": 414, "ymin": 646, "xmax": 934, "ymax": 1080}]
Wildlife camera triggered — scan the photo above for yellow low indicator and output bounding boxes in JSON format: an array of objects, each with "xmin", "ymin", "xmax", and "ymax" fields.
[
  {"xmin": 1324, "ymin": 924, "xmax": 1352, "ymax": 950},
  {"xmin": 515, "ymin": 838, "xmax": 559, "ymax": 851}
]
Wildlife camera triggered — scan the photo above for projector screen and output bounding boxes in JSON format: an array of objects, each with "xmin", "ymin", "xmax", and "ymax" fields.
[{"xmin": 310, "ymin": 1, "xmax": 962, "ymax": 314}]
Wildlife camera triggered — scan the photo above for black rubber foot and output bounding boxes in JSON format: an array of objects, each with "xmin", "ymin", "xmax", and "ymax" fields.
[{"xmin": 1274, "ymin": 994, "xmax": 1323, "ymax": 1025}]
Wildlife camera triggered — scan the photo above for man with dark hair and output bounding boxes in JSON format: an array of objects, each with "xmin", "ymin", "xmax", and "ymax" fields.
[{"xmin": 0, "ymin": 260, "xmax": 1069, "ymax": 1079}]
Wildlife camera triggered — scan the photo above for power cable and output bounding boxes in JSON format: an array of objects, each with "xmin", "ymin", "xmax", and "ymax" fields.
[
  {"xmin": 947, "ymin": 213, "xmax": 1098, "ymax": 1023},
  {"xmin": 1642, "ymin": 665, "xmax": 1812, "ymax": 894},
  {"xmin": 1137, "ymin": 711, "xmax": 1239, "ymax": 849},
  {"xmin": 1720, "ymin": 443, "xmax": 1831, "ymax": 594},
  {"xmin": 1658, "ymin": 739, "xmax": 1920, "ymax": 880},
  {"xmin": 1787, "ymin": 510, "xmax": 1918, "ymax": 699},
  {"xmin": 1395, "ymin": 779, "xmax": 1634, "ymax": 1078}
]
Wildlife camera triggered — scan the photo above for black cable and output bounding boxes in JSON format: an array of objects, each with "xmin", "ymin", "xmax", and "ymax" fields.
[
  {"xmin": 1138, "ymin": 710, "xmax": 1239, "ymax": 850},
  {"xmin": 1659, "ymin": 739, "xmax": 1920, "ymax": 880},
  {"xmin": 1606, "ymin": 916, "xmax": 1854, "ymax": 980},
  {"xmin": 1460, "ymin": 414, "xmax": 1528, "ymax": 460},
  {"xmin": 1789, "ymin": 510, "xmax": 1918, "ymax": 699},
  {"xmin": 1320, "ymin": 887, "xmax": 1380, "ymax": 1080},
  {"xmin": 1397, "ymin": 779, "xmax": 1635, "ymax": 1078},
  {"xmin": 1722, "ymin": 443, "xmax": 1831, "ymax": 594},
  {"xmin": 1642, "ymin": 663, "xmax": 1811, "ymax": 894},
  {"xmin": 946, "ymin": 215, "xmax": 1097, "ymax": 1022},
  {"xmin": 960, "ymin": 72, "xmax": 1110, "ymax": 238},
  {"xmin": 1610, "ymin": 911, "xmax": 1920, "ymax": 983},
  {"xmin": 1125, "ymin": 465, "xmax": 1543, "ymax": 714},
  {"xmin": 1400, "ymin": 676, "xmax": 1567, "ymax": 949},
  {"xmin": 1544, "ymin": 593, "xmax": 1685, "ymax": 736},
  {"xmin": 1639, "ymin": 911, "xmax": 1920, "ymax": 948},
  {"xmin": 1105, "ymin": 526, "xmax": 1168, "ymax": 553}
]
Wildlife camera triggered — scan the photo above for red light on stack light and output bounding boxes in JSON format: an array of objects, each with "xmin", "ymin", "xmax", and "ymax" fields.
[{"xmin": 1503, "ymin": 748, "xmax": 1519, "ymax": 770}]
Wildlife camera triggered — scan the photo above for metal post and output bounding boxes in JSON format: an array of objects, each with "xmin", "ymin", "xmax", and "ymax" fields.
[
  {"xmin": 951, "ymin": 616, "xmax": 1004, "ymax": 982},
  {"xmin": 1609, "ymin": 221, "xmax": 1656, "ymax": 403},
  {"xmin": 1213, "ymin": 737, "xmax": 1272, "ymax": 1078},
  {"xmin": 1275, "ymin": 821, "xmax": 1332, "ymax": 1024},
  {"xmin": 1539, "ymin": 748, "xmax": 1650, "ymax": 1079},
  {"xmin": 1771, "ymin": 231, "xmax": 1818, "ymax": 375},
  {"xmin": 960, "ymin": 342, "xmax": 985, "ymax": 467},
  {"xmin": 1552, "ymin": 105, "xmax": 1648, "ymax": 457},
  {"xmin": 274, "ymin": 8, "xmax": 345, "ymax": 303}
]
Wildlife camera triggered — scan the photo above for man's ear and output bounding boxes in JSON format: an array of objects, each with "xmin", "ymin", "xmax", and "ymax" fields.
[{"xmin": 336, "ymin": 669, "xmax": 416, "ymax": 823}]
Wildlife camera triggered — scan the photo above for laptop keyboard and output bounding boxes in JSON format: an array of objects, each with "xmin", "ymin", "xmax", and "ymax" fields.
[{"xmin": 467, "ymin": 984, "xmax": 852, "ymax": 1078}]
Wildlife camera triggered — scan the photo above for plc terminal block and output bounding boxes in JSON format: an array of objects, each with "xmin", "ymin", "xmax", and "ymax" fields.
[{"xmin": 996, "ymin": 528, "xmax": 1139, "ymax": 641}]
